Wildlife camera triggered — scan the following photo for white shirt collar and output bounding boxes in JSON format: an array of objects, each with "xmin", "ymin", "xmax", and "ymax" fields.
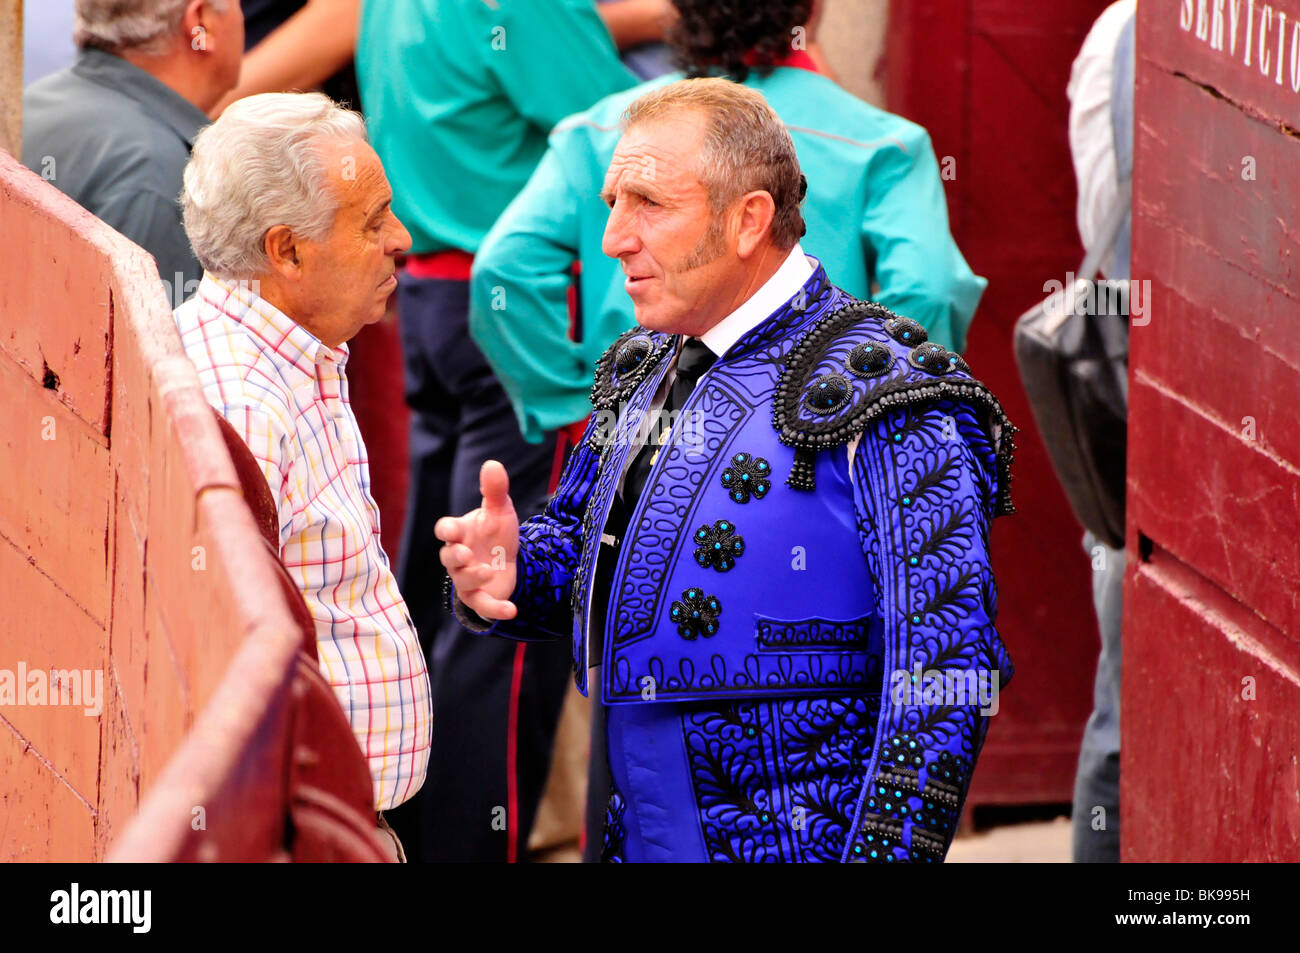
[{"xmin": 698, "ymin": 243, "xmax": 814, "ymax": 357}]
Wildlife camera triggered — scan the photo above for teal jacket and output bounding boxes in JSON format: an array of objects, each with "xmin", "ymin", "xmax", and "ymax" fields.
[
  {"xmin": 470, "ymin": 68, "xmax": 986, "ymax": 443},
  {"xmin": 357, "ymin": 0, "xmax": 636, "ymax": 254}
]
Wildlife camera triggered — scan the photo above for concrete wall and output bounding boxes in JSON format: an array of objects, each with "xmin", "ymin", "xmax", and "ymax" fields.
[{"xmin": 818, "ymin": 0, "xmax": 888, "ymax": 107}]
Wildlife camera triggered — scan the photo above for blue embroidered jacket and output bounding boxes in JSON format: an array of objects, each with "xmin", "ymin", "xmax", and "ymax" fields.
[{"xmin": 453, "ymin": 264, "xmax": 1017, "ymax": 861}]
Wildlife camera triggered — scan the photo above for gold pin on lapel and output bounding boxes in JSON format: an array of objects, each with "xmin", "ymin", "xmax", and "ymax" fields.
[{"xmin": 648, "ymin": 429, "xmax": 671, "ymax": 467}]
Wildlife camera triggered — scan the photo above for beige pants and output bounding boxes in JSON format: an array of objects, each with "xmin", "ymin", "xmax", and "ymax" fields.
[{"xmin": 527, "ymin": 682, "xmax": 592, "ymax": 863}]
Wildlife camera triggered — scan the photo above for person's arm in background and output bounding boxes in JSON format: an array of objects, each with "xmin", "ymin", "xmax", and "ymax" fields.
[
  {"xmin": 487, "ymin": 0, "xmax": 637, "ymax": 131},
  {"xmin": 209, "ymin": 0, "xmax": 360, "ymax": 117},
  {"xmin": 861, "ymin": 123, "xmax": 986, "ymax": 355},
  {"xmin": 597, "ymin": 0, "xmax": 676, "ymax": 49},
  {"xmin": 470, "ymin": 136, "xmax": 590, "ymax": 445}
]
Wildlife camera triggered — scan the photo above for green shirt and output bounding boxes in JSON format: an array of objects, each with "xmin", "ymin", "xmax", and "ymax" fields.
[
  {"xmin": 22, "ymin": 49, "xmax": 209, "ymax": 300},
  {"xmin": 470, "ymin": 68, "xmax": 988, "ymax": 442},
  {"xmin": 355, "ymin": 0, "xmax": 637, "ymax": 254}
]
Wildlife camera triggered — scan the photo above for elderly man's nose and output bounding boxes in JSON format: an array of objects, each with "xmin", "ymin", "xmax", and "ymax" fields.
[{"xmin": 389, "ymin": 213, "xmax": 413, "ymax": 256}]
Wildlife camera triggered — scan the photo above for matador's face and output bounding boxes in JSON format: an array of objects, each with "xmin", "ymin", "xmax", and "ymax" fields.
[{"xmin": 600, "ymin": 112, "xmax": 744, "ymax": 337}]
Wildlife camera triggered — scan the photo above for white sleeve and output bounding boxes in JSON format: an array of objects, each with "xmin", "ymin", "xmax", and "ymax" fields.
[{"xmin": 1067, "ymin": 0, "xmax": 1136, "ymax": 269}]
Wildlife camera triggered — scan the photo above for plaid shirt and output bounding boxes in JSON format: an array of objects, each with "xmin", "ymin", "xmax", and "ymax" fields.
[{"xmin": 175, "ymin": 275, "xmax": 431, "ymax": 810}]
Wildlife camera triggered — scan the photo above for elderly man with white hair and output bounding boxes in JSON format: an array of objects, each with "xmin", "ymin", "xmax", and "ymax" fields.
[
  {"xmin": 23, "ymin": 1, "xmax": 245, "ymax": 302},
  {"xmin": 173, "ymin": 92, "xmax": 431, "ymax": 859}
]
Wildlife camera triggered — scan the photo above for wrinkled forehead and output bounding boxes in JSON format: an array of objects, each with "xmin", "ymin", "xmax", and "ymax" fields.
[
  {"xmin": 604, "ymin": 113, "xmax": 709, "ymax": 194},
  {"xmin": 318, "ymin": 139, "xmax": 389, "ymax": 204}
]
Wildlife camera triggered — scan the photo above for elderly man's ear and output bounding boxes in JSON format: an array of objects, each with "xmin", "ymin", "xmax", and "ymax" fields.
[
  {"xmin": 733, "ymin": 190, "xmax": 778, "ymax": 259},
  {"xmin": 264, "ymin": 225, "xmax": 305, "ymax": 277}
]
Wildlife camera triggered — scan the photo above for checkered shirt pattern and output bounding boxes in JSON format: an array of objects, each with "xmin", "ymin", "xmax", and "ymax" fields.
[{"xmin": 175, "ymin": 274, "xmax": 431, "ymax": 810}]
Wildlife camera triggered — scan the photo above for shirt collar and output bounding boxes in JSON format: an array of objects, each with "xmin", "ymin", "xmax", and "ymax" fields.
[
  {"xmin": 698, "ymin": 243, "xmax": 814, "ymax": 358},
  {"xmin": 72, "ymin": 47, "xmax": 210, "ymax": 148},
  {"xmin": 198, "ymin": 273, "xmax": 348, "ymax": 378}
]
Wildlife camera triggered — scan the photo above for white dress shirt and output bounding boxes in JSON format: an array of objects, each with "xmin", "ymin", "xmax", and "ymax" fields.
[
  {"xmin": 1067, "ymin": 0, "xmax": 1136, "ymax": 279},
  {"xmin": 617, "ymin": 243, "xmax": 814, "ymax": 491},
  {"xmin": 699, "ymin": 242, "xmax": 815, "ymax": 357}
]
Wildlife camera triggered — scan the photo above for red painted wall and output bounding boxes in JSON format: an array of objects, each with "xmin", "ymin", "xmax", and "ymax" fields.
[{"xmin": 1125, "ymin": 0, "xmax": 1300, "ymax": 860}]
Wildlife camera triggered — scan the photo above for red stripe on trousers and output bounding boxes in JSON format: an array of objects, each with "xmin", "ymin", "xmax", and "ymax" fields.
[{"xmin": 507, "ymin": 641, "xmax": 526, "ymax": 863}]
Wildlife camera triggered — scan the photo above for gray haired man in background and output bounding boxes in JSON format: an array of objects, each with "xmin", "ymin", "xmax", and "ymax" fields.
[{"xmin": 22, "ymin": 1, "xmax": 244, "ymax": 302}]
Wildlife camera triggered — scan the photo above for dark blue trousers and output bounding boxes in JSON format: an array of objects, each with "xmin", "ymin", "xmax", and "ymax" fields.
[{"xmin": 384, "ymin": 271, "xmax": 572, "ymax": 862}]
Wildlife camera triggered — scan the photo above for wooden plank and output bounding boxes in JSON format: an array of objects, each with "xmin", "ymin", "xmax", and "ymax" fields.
[
  {"xmin": 145, "ymin": 381, "xmax": 250, "ymax": 715},
  {"xmin": 1123, "ymin": 552, "xmax": 1300, "ymax": 861},
  {"xmin": 885, "ymin": 0, "xmax": 972, "ymax": 233},
  {"xmin": 1131, "ymin": 266, "xmax": 1300, "ymax": 468},
  {"xmin": 0, "ymin": 157, "xmax": 115, "ymax": 433},
  {"xmin": 1129, "ymin": 374, "xmax": 1300, "ymax": 638},
  {"xmin": 1143, "ymin": 0, "xmax": 1300, "ymax": 128},
  {"xmin": 967, "ymin": 722, "xmax": 1088, "ymax": 805},
  {"xmin": 93, "ymin": 658, "xmax": 141, "ymax": 861},
  {"xmin": 1135, "ymin": 65, "xmax": 1300, "ymax": 333},
  {"xmin": 0, "ymin": 718, "xmax": 98, "ymax": 862},
  {"xmin": 137, "ymin": 595, "xmax": 192, "ymax": 795},
  {"xmin": 0, "ymin": 535, "xmax": 105, "ymax": 804},
  {"xmin": 107, "ymin": 619, "xmax": 299, "ymax": 862},
  {"xmin": 0, "ymin": 352, "xmax": 112, "ymax": 625}
]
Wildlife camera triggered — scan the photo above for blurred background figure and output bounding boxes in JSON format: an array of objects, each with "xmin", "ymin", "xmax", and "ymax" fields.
[
  {"xmin": 597, "ymin": 0, "xmax": 676, "ymax": 79},
  {"xmin": 355, "ymin": 0, "xmax": 638, "ymax": 863},
  {"xmin": 470, "ymin": 0, "xmax": 985, "ymax": 863},
  {"xmin": 210, "ymin": 0, "xmax": 360, "ymax": 116},
  {"xmin": 22, "ymin": 0, "xmax": 244, "ymax": 302},
  {"xmin": 1065, "ymin": 0, "xmax": 1135, "ymax": 864},
  {"xmin": 472, "ymin": 0, "xmax": 983, "ymax": 449}
]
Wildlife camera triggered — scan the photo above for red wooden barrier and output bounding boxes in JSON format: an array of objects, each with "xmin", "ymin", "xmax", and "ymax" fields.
[
  {"xmin": 1125, "ymin": 0, "xmax": 1300, "ymax": 860},
  {"xmin": 0, "ymin": 149, "xmax": 387, "ymax": 861}
]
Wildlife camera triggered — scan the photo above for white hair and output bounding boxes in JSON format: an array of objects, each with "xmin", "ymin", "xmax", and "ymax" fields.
[
  {"xmin": 75, "ymin": 0, "xmax": 227, "ymax": 56},
  {"xmin": 182, "ymin": 92, "xmax": 369, "ymax": 281}
]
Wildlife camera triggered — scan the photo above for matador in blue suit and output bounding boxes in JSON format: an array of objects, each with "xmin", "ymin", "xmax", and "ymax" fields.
[{"xmin": 436, "ymin": 78, "xmax": 1016, "ymax": 863}]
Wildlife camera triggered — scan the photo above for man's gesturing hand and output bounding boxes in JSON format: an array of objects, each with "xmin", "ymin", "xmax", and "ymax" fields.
[{"xmin": 435, "ymin": 460, "xmax": 521, "ymax": 621}]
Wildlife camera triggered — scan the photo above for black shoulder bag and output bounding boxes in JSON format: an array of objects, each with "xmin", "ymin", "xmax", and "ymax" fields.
[{"xmin": 1012, "ymin": 178, "xmax": 1132, "ymax": 551}]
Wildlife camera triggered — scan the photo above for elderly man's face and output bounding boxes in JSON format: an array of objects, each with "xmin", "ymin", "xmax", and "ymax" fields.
[
  {"xmin": 601, "ymin": 112, "xmax": 743, "ymax": 336},
  {"xmin": 298, "ymin": 141, "xmax": 411, "ymax": 347}
]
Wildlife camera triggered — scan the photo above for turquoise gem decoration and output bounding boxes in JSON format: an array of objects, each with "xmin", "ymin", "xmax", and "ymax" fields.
[
  {"xmin": 669, "ymin": 588, "xmax": 722, "ymax": 641},
  {"xmin": 720, "ymin": 452, "xmax": 772, "ymax": 503},
  {"xmin": 693, "ymin": 519, "xmax": 745, "ymax": 572}
]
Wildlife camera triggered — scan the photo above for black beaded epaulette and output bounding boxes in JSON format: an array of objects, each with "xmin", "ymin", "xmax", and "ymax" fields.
[
  {"xmin": 590, "ymin": 327, "xmax": 673, "ymax": 413},
  {"xmin": 771, "ymin": 299, "xmax": 1017, "ymax": 516}
]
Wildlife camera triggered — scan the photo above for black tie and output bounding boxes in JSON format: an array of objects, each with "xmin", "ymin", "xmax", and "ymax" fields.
[
  {"xmin": 620, "ymin": 337, "xmax": 717, "ymax": 511},
  {"xmin": 589, "ymin": 338, "xmax": 715, "ymax": 668}
]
